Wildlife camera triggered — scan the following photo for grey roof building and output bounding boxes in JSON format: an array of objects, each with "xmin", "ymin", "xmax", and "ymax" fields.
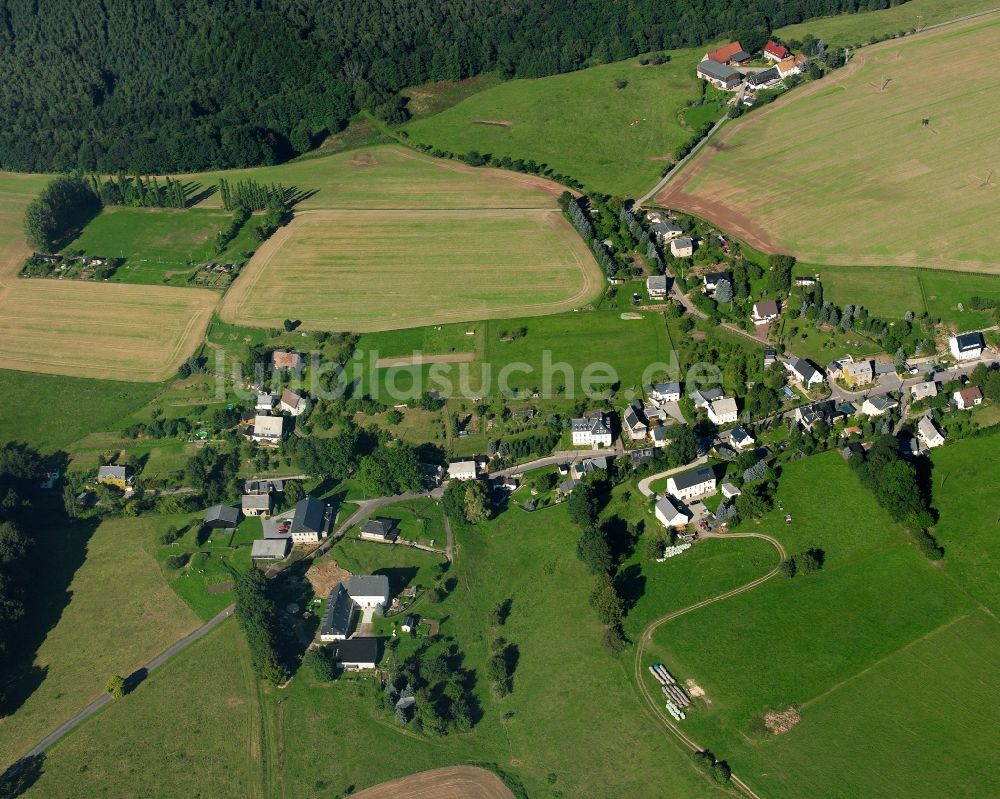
[
  {"xmin": 330, "ymin": 637, "xmax": 379, "ymax": 669},
  {"xmin": 670, "ymin": 466, "xmax": 716, "ymax": 492},
  {"xmin": 203, "ymin": 504, "xmax": 240, "ymax": 529},
  {"xmin": 360, "ymin": 517, "xmax": 399, "ymax": 541},
  {"xmin": 319, "ymin": 584, "xmax": 356, "ymax": 640},
  {"xmin": 291, "ymin": 495, "xmax": 328, "ymax": 537},
  {"xmin": 251, "ymin": 538, "xmax": 289, "ymax": 559}
]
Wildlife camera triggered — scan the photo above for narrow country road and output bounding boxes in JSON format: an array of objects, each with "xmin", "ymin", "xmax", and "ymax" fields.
[
  {"xmin": 489, "ymin": 447, "xmax": 626, "ymax": 478},
  {"xmin": 638, "ymin": 115, "xmax": 728, "ymax": 206},
  {"xmin": 20, "ymin": 604, "xmax": 235, "ymax": 761},
  {"xmin": 631, "ymin": 531, "xmax": 787, "ymax": 799}
]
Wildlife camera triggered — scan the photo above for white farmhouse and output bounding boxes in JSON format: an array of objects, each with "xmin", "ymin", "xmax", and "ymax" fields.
[
  {"xmin": 917, "ymin": 416, "xmax": 945, "ymax": 449},
  {"xmin": 666, "ymin": 466, "xmax": 717, "ymax": 502},
  {"xmin": 448, "ymin": 460, "xmax": 478, "ymax": 481},
  {"xmin": 949, "ymin": 332, "xmax": 985, "ymax": 362},
  {"xmin": 251, "ymin": 414, "xmax": 285, "ymax": 444},
  {"xmin": 571, "ymin": 413, "xmax": 613, "ymax": 448},
  {"xmin": 655, "ymin": 497, "xmax": 689, "ymax": 529},
  {"xmin": 707, "ymin": 397, "xmax": 739, "ymax": 425}
]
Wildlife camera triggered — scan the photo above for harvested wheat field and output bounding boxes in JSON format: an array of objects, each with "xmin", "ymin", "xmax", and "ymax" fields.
[
  {"xmin": 221, "ymin": 208, "xmax": 601, "ymax": 332},
  {"xmin": 658, "ymin": 15, "xmax": 1000, "ymax": 272},
  {"xmin": 0, "ymin": 244, "xmax": 217, "ymax": 381},
  {"xmin": 351, "ymin": 766, "xmax": 515, "ymax": 799}
]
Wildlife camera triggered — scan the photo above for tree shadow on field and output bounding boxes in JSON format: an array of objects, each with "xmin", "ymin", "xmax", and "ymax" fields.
[
  {"xmin": 614, "ymin": 563, "xmax": 646, "ymax": 615},
  {"xmin": 0, "ymin": 504, "xmax": 100, "ymax": 720},
  {"xmin": 0, "ymin": 753, "xmax": 45, "ymax": 797},
  {"xmin": 183, "ymin": 182, "xmax": 216, "ymax": 207}
]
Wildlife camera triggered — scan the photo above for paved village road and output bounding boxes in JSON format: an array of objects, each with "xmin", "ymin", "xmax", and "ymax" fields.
[{"xmin": 19, "ymin": 604, "xmax": 235, "ymax": 762}]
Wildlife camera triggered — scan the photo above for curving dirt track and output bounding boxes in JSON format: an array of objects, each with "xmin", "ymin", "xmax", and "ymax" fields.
[
  {"xmin": 351, "ymin": 766, "xmax": 516, "ymax": 799},
  {"xmin": 632, "ymin": 531, "xmax": 787, "ymax": 799}
]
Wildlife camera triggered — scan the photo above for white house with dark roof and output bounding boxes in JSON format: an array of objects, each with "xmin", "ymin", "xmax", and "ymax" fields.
[
  {"xmin": 730, "ymin": 425, "xmax": 754, "ymax": 450},
  {"xmin": 623, "ymin": 402, "xmax": 648, "ymax": 441},
  {"xmin": 666, "ymin": 466, "xmax": 717, "ymax": 502},
  {"xmin": 751, "ymin": 300, "xmax": 780, "ymax": 324},
  {"xmin": 707, "ymin": 397, "xmax": 738, "ymax": 425},
  {"xmin": 782, "ymin": 357, "xmax": 825, "ymax": 388},
  {"xmin": 649, "ymin": 382, "xmax": 682, "ymax": 404},
  {"xmin": 862, "ymin": 395, "xmax": 898, "ymax": 417},
  {"xmin": 917, "ymin": 416, "xmax": 945, "ymax": 449},
  {"xmin": 690, "ymin": 386, "xmax": 724, "ymax": 410},
  {"xmin": 655, "ymin": 497, "xmax": 689, "ymax": 529},
  {"xmin": 360, "ymin": 517, "xmax": 400, "ymax": 542},
  {"xmin": 702, "ymin": 272, "xmax": 731, "ymax": 295},
  {"xmin": 330, "ymin": 637, "xmax": 379, "ymax": 670},
  {"xmin": 646, "ymin": 274, "xmax": 668, "ymax": 300},
  {"xmin": 287, "ymin": 495, "xmax": 331, "ymax": 543},
  {"xmin": 949, "ymin": 332, "xmax": 985, "ymax": 361},
  {"xmin": 571, "ymin": 413, "xmax": 613, "ymax": 448},
  {"xmin": 650, "ymin": 426, "xmax": 670, "ymax": 448},
  {"xmin": 319, "ymin": 575, "xmax": 391, "ymax": 643},
  {"xmin": 650, "ymin": 218, "xmax": 684, "ymax": 243}
]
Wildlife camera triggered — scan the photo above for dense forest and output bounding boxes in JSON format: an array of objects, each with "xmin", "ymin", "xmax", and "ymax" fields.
[{"xmin": 0, "ymin": 0, "xmax": 907, "ymax": 173}]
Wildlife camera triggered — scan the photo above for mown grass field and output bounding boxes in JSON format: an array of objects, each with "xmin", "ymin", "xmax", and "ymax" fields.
[
  {"xmin": 220, "ymin": 208, "xmax": 601, "ymax": 332},
  {"xmin": 0, "ymin": 516, "xmax": 200, "ymax": 767},
  {"xmin": 0, "ymin": 369, "xmax": 160, "ymax": 451},
  {"xmin": 663, "ymin": 16, "xmax": 1000, "ymax": 272},
  {"xmin": 642, "ymin": 452, "xmax": 997, "ymax": 799},
  {"xmin": 800, "ymin": 264, "xmax": 1000, "ymax": 328},
  {"xmin": 346, "ymin": 497, "xmax": 446, "ymax": 548},
  {"xmin": 403, "ymin": 48, "xmax": 711, "ymax": 196},
  {"xmin": 26, "ymin": 504, "xmax": 725, "ymax": 799},
  {"xmin": 929, "ymin": 430, "xmax": 1000, "ymax": 614},
  {"xmin": 347, "ymin": 310, "xmax": 672, "ymax": 401},
  {"xmin": 184, "ymin": 144, "xmax": 563, "ymax": 210},
  {"xmin": 65, "ymin": 206, "xmax": 259, "ymax": 287},
  {"xmin": 775, "ymin": 0, "xmax": 1000, "ymax": 48}
]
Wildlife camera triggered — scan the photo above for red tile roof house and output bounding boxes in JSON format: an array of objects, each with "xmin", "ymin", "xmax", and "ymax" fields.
[
  {"xmin": 954, "ymin": 386, "xmax": 983, "ymax": 410},
  {"xmin": 763, "ymin": 40, "xmax": 789, "ymax": 62},
  {"xmin": 705, "ymin": 41, "xmax": 752, "ymax": 66}
]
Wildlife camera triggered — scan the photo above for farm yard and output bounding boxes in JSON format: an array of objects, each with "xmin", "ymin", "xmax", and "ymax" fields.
[
  {"xmin": 220, "ymin": 207, "xmax": 601, "ymax": 332},
  {"xmin": 403, "ymin": 46, "xmax": 713, "ymax": 196},
  {"xmin": 659, "ymin": 15, "xmax": 1000, "ymax": 272}
]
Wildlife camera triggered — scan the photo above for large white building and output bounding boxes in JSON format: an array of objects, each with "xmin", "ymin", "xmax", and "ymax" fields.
[
  {"xmin": 666, "ymin": 466, "xmax": 717, "ymax": 502},
  {"xmin": 707, "ymin": 397, "xmax": 739, "ymax": 425},
  {"xmin": 949, "ymin": 332, "xmax": 985, "ymax": 362},
  {"xmin": 319, "ymin": 575, "xmax": 391, "ymax": 642},
  {"xmin": 251, "ymin": 414, "xmax": 285, "ymax": 444},
  {"xmin": 571, "ymin": 413, "xmax": 613, "ymax": 448},
  {"xmin": 448, "ymin": 460, "xmax": 478, "ymax": 481}
]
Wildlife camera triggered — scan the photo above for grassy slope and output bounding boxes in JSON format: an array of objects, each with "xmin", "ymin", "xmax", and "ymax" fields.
[
  {"xmin": 643, "ymin": 452, "xmax": 993, "ymax": 799},
  {"xmin": 23, "ymin": 620, "xmax": 264, "ymax": 799},
  {"xmin": 775, "ymin": 0, "xmax": 1000, "ymax": 48},
  {"xmin": 929, "ymin": 430, "xmax": 1000, "ymax": 613},
  {"xmin": 0, "ymin": 369, "xmax": 160, "ymax": 451},
  {"xmin": 403, "ymin": 49, "xmax": 709, "ymax": 196},
  {"xmin": 0, "ymin": 516, "xmax": 200, "ymax": 766}
]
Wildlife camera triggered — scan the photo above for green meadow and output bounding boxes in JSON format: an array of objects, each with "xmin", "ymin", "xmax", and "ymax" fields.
[
  {"xmin": 929, "ymin": 431, "xmax": 1000, "ymax": 613},
  {"xmin": 801, "ymin": 264, "xmax": 1000, "ymax": 328},
  {"xmin": 64, "ymin": 206, "xmax": 260, "ymax": 287},
  {"xmin": 775, "ymin": 0, "xmax": 1000, "ymax": 48},
  {"xmin": 29, "ymin": 503, "xmax": 724, "ymax": 799},
  {"xmin": 641, "ymin": 451, "xmax": 995, "ymax": 799},
  {"xmin": 404, "ymin": 48, "xmax": 713, "ymax": 196},
  {"xmin": 0, "ymin": 369, "xmax": 160, "ymax": 451}
]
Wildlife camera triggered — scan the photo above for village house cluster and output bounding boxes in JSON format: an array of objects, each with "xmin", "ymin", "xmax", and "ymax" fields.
[{"xmin": 696, "ymin": 39, "xmax": 808, "ymax": 102}]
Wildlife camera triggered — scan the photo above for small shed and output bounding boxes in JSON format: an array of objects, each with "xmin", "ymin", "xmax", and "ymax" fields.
[{"xmin": 203, "ymin": 504, "xmax": 240, "ymax": 529}]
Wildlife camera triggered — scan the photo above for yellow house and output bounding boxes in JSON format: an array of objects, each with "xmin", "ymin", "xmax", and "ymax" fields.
[{"xmin": 97, "ymin": 465, "xmax": 131, "ymax": 490}]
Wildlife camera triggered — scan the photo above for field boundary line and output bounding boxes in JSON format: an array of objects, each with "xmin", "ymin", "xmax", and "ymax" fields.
[
  {"xmin": 798, "ymin": 610, "xmax": 981, "ymax": 711},
  {"xmin": 631, "ymin": 531, "xmax": 786, "ymax": 799}
]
